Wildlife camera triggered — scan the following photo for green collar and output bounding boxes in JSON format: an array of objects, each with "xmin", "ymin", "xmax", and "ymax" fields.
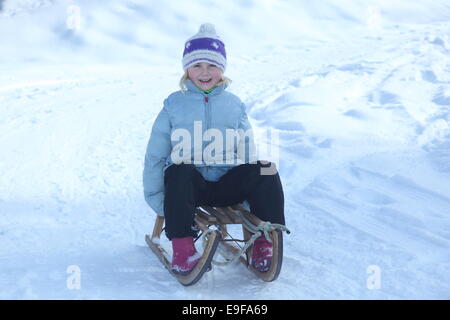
[
  {"xmin": 184, "ymin": 80, "xmax": 227, "ymax": 95},
  {"xmin": 202, "ymin": 88, "xmax": 215, "ymax": 94}
]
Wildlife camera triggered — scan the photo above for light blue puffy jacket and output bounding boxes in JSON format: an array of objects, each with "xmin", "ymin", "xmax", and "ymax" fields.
[{"xmin": 143, "ymin": 79, "xmax": 257, "ymax": 216}]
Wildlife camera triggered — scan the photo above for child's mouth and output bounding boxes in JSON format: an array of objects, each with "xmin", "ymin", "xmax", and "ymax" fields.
[{"xmin": 199, "ymin": 79, "xmax": 212, "ymax": 84}]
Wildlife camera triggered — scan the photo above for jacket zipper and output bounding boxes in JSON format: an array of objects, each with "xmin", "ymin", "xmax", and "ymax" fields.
[
  {"xmin": 204, "ymin": 96, "xmax": 211, "ymax": 166},
  {"xmin": 204, "ymin": 96, "xmax": 210, "ymax": 129}
]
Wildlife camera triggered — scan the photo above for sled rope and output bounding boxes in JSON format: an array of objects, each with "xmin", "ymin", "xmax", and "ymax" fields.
[
  {"xmin": 201, "ymin": 212, "xmax": 291, "ymax": 266},
  {"xmin": 235, "ymin": 210, "xmax": 291, "ymax": 244}
]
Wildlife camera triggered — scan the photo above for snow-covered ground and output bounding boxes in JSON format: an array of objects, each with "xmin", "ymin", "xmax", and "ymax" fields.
[{"xmin": 0, "ymin": 0, "xmax": 449, "ymax": 299}]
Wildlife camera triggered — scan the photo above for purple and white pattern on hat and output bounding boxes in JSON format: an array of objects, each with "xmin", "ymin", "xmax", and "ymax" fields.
[
  {"xmin": 183, "ymin": 37, "xmax": 226, "ymax": 59},
  {"xmin": 182, "ymin": 23, "xmax": 227, "ymax": 72}
]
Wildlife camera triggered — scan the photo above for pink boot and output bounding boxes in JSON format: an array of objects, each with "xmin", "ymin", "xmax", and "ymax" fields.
[
  {"xmin": 171, "ymin": 236, "xmax": 201, "ymax": 275},
  {"xmin": 251, "ymin": 235, "xmax": 273, "ymax": 272}
]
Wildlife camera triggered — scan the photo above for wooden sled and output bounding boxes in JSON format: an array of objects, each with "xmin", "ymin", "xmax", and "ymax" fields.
[{"xmin": 145, "ymin": 203, "xmax": 288, "ymax": 286}]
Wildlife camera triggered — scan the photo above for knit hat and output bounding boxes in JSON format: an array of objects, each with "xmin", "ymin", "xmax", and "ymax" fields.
[{"xmin": 182, "ymin": 23, "xmax": 227, "ymax": 73}]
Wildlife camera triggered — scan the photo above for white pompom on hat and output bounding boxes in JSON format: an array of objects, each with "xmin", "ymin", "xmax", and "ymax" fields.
[{"xmin": 182, "ymin": 23, "xmax": 227, "ymax": 72}]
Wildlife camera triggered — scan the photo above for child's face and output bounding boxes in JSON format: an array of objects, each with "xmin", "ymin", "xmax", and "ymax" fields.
[{"xmin": 187, "ymin": 62, "xmax": 223, "ymax": 91}]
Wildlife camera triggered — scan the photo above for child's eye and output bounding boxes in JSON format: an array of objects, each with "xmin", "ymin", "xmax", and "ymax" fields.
[{"xmin": 209, "ymin": 64, "xmax": 217, "ymax": 68}]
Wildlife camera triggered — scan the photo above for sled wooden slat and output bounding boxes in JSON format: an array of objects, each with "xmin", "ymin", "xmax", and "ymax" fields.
[
  {"xmin": 152, "ymin": 215, "xmax": 165, "ymax": 239},
  {"xmin": 201, "ymin": 205, "xmax": 234, "ymax": 224},
  {"xmin": 194, "ymin": 215, "xmax": 210, "ymax": 231},
  {"xmin": 194, "ymin": 208, "xmax": 218, "ymax": 224},
  {"xmin": 230, "ymin": 203, "xmax": 250, "ymax": 213},
  {"xmin": 215, "ymin": 206, "xmax": 243, "ymax": 224}
]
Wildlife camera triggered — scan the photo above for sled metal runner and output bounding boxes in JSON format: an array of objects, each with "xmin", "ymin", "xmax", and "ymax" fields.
[{"xmin": 145, "ymin": 203, "xmax": 285, "ymax": 286}]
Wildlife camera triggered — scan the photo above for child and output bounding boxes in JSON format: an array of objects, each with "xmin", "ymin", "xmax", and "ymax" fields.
[{"xmin": 143, "ymin": 23, "xmax": 285, "ymax": 275}]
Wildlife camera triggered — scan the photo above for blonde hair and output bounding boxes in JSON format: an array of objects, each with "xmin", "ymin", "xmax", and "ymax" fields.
[{"xmin": 179, "ymin": 71, "xmax": 232, "ymax": 92}]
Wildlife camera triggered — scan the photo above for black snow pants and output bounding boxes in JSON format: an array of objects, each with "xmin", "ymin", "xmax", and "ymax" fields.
[{"xmin": 163, "ymin": 160, "xmax": 285, "ymax": 240}]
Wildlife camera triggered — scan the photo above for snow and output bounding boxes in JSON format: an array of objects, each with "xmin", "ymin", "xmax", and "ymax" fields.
[{"xmin": 1, "ymin": 0, "xmax": 449, "ymax": 299}]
